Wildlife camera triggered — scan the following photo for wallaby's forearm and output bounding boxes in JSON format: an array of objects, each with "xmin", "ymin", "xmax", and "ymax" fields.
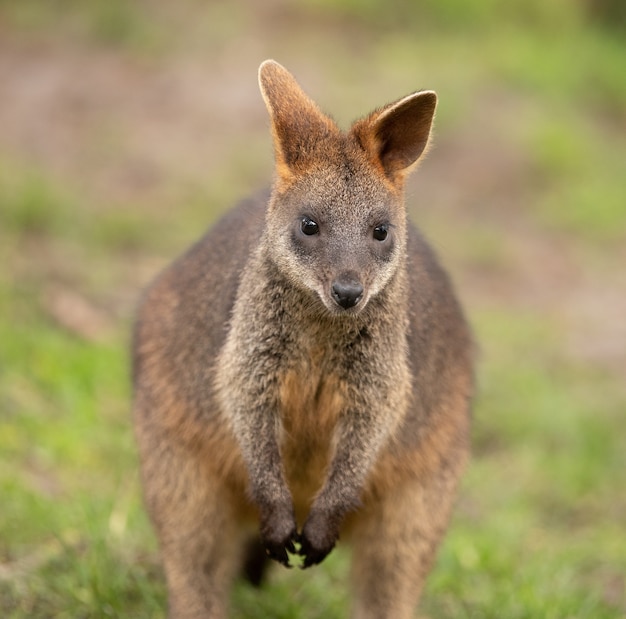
[{"xmin": 301, "ymin": 339, "xmax": 410, "ymax": 565}]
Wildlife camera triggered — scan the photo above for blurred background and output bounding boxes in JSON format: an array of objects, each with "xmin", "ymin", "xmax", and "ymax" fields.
[{"xmin": 0, "ymin": 1, "xmax": 624, "ymax": 617}]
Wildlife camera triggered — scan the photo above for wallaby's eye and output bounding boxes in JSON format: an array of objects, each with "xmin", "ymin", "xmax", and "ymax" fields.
[
  {"xmin": 301, "ymin": 217, "xmax": 319, "ymax": 236},
  {"xmin": 373, "ymin": 224, "xmax": 388, "ymax": 241}
]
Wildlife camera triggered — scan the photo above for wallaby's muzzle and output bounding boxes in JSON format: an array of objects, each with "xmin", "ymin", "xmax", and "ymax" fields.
[{"xmin": 331, "ymin": 274, "xmax": 364, "ymax": 310}]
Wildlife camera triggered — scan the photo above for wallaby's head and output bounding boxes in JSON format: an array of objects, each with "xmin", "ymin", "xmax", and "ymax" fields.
[{"xmin": 259, "ymin": 60, "xmax": 436, "ymax": 316}]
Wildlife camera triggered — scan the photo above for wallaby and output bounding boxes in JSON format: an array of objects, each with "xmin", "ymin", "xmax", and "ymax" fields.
[{"xmin": 133, "ymin": 60, "xmax": 473, "ymax": 619}]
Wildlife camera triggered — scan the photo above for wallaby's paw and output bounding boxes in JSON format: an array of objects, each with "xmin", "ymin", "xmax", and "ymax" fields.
[
  {"xmin": 298, "ymin": 509, "xmax": 340, "ymax": 568},
  {"xmin": 259, "ymin": 505, "xmax": 299, "ymax": 568},
  {"xmin": 263, "ymin": 535, "xmax": 297, "ymax": 567}
]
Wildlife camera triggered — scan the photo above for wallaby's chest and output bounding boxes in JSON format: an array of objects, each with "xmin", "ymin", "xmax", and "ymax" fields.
[{"xmin": 278, "ymin": 355, "xmax": 347, "ymax": 524}]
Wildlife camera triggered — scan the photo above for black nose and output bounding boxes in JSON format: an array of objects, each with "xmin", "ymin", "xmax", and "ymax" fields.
[{"xmin": 331, "ymin": 279, "xmax": 364, "ymax": 309}]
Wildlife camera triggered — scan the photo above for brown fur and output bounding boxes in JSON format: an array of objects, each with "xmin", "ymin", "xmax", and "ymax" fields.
[{"xmin": 133, "ymin": 60, "xmax": 474, "ymax": 618}]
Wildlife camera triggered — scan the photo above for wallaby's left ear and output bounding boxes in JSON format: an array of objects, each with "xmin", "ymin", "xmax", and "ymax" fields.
[{"xmin": 352, "ymin": 90, "xmax": 437, "ymax": 183}]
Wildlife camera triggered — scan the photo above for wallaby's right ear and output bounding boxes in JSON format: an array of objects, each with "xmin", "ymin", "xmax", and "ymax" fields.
[{"xmin": 259, "ymin": 60, "xmax": 337, "ymax": 183}]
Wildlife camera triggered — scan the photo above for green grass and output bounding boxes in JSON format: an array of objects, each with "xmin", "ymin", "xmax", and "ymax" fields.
[
  {"xmin": 419, "ymin": 310, "xmax": 626, "ymax": 619},
  {"xmin": 1, "ymin": 1, "xmax": 625, "ymax": 617}
]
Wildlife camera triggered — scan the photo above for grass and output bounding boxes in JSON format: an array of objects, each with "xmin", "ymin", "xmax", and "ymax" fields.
[
  {"xmin": 419, "ymin": 310, "xmax": 626, "ymax": 619},
  {"xmin": 1, "ymin": 1, "xmax": 625, "ymax": 617}
]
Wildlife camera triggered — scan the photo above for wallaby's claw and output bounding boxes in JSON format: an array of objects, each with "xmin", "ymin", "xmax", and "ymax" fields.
[
  {"xmin": 262, "ymin": 534, "xmax": 298, "ymax": 567},
  {"xmin": 259, "ymin": 507, "xmax": 299, "ymax": 568},
  {"xmin": 298, "ymin": 535, "xmax": 336, "ymax": 568},
  {"xmin": 264, "ymin": 542, "xmax": 292, "ymax": 567},
  {"xmin": 298, "ymin": 509, "xmax": 340, "ymax": 568}
]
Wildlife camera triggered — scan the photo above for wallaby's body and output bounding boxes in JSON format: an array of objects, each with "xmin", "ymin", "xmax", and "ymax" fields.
[{"xmin": 133, "ymin": 61, "xmax": 473, "ymax": 619}]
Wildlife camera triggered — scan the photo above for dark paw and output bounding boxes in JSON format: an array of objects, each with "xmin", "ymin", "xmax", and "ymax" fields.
[
  {"xmin": 298, "ymin": 509, "xmax": 340, "ymax": 568},
  {"xmin": 259, "ymin": 505, "xmax": 298, "ymax": 568}
]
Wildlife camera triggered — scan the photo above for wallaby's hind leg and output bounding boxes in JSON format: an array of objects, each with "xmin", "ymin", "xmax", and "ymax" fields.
[
  {"xmin": 138, "ymin": 436, "xmax": 241, "ymax": 619},
  {"xmin": 350, "ymin": 472, "xmax": 461, "ymax": 619},
  {"xmin": 242, "ymin": 536, "xmax": 272, "ymax": 587}
]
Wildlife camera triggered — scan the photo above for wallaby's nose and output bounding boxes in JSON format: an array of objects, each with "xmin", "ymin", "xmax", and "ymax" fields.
[{"xmin": 331, "ymin": 278, "xmax": 364, "ymax": 310}]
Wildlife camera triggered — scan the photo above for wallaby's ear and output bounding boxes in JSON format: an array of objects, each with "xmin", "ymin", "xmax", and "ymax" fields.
[
  {"xmin": 259, "ymin": 60, "xmax": 338, "ymax": 182},
  {"xmin": 352, "ymin": 90, "xmax": 437, "ymax": 184}
]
